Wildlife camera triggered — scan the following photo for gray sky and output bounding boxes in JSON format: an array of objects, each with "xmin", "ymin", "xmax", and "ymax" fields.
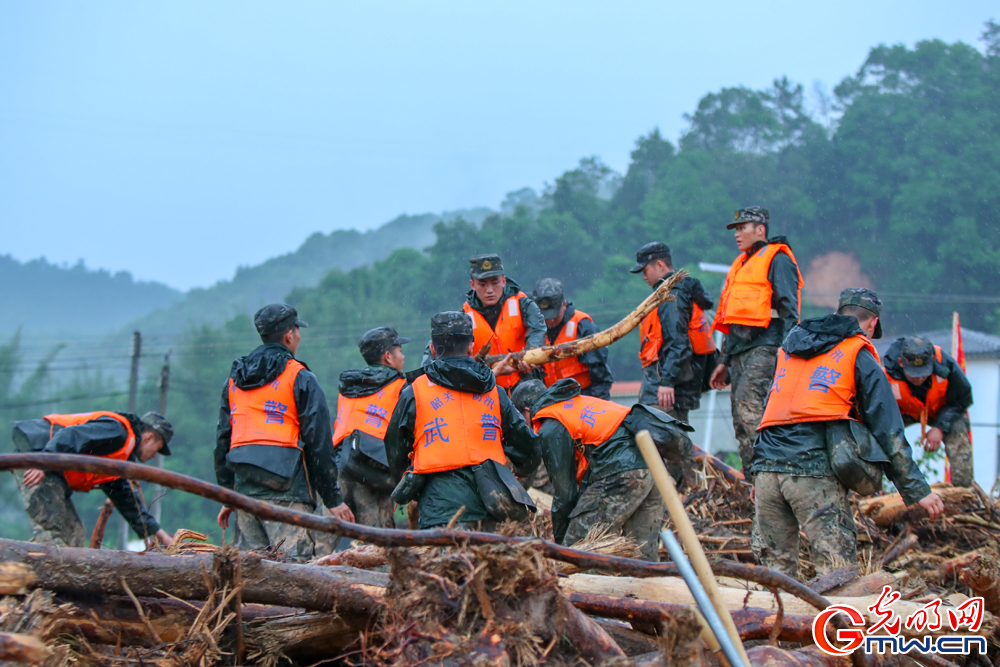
[{"xmin": 1, "ymin": 2, "xmax": 994, "ymax": 290}]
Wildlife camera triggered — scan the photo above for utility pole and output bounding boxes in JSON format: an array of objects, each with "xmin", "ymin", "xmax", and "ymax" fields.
[
  {"xmin": 122, "ymin": 332, "xmax": 142, "ymax": 549},
  {"xmin": 151, "ymin": 350, "xmax": 171, "ymax": 524}
]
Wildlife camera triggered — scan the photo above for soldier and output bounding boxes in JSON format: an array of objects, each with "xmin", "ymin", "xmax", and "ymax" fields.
[
  {"xmin": 215, "ymin": 304, "xmax": 354, "ymax": 558},
  {"xmin": 12, "ymin": 411, "xmax": 175, "ymax": 547},
  {"xmin": 752, "ymin": 289, "xmax": 943, "ymax": 579},
  {"xmin": 422, "ymin": 254, "xmax": 545, "ymax": 390},
  {"xmin": 332, "ymin": 327, "xmax": 411, "ymax": 528},
  {"xmin": 709, "ymin": 208, "xmax": 803, "ymax": 473},
  {"xmin": 883, "ymin": 336, "xmax": 975, "ymax": 487},
  {"xmin": 631, "ymin": 242, "xmax": 717, "ymax": 423},
  {"xmin": 531, "ymin": 278, "xmax": 613, "ymax": 400},
  {"xmin": 512, "ymin": 378, "xmax": 693, "ymax": 561},
  {"xmin": 386, "ymin": 312, "xmax": 539, "ymax": 530}
]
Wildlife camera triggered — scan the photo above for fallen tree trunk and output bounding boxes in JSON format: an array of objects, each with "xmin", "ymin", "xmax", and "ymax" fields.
[
  {"xmin": 959, "ymin": 549, "xmax": 1000, "ymax": 616},
  {"xmin": 858, "ymin": 483, "xmax": 978, "ymax": 527},
  {"xmin": 0, "ymin": 539, "xmax": 385, "ymax": 614},
  {"xmin": 693, "ymin": 444, "xmax": 745, "ymax": 484},
  {"xmin": 0, "ymin": 632, "xmax": 51, "ymax": 664}
]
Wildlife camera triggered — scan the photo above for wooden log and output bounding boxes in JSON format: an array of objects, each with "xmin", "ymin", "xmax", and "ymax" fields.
[
  {"xmin": 805, "ymin": 566, "xmax": 859, "ymax": 595},
  {"xmin": 0, "ymin": 632, "xmax": 51, "ymax": 664},
  {"xmin": 935, "ymin": 547, "xmax": 991, "ymax": 585},
  {"xmin": 959, "ymin": 549, "xmax": 1000, "ymax": 616},
  {"xmin": 88, "ymin": 498, "xmax": 114, "ymax": 549},
  {"xmin": 880, "ymin": 533, "xmax": 919, "ymax": 567},
  {"xmin": 693, "ymin": 445, "xmax": 745, "ymax": 484},
  {"xmin": 0, "ymin": 538, "xmax": 386, "ymax": 613},
  {"xmin": 858, "ymin": 484, "xmax": 977, "ymax": 527},
  {"xmin": 0, "ymin": 562, "xmax": 35, "ymax": 595},
  {"xmin": 827, "ymin": 572, "xmax": 898, "ymax": 599},
  {"xmin": 556, "ymin": 595, "xmax": 627, "ymax": 664}
]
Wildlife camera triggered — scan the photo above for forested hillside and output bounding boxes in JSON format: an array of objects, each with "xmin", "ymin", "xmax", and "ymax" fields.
[{"xmin": 2, "ymin": 27, "xmax": 997, "ymax": 543}]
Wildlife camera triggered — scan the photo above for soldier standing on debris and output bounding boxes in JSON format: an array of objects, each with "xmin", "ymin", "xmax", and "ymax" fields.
[
  {"xmin": 883, "ymin": 336, "xmax": 975, "ymax": 487},
  {"xmin": 386, "ymin": 312, "xmax": 539, "ymax": 530},
  {"xmin": 332, "ymin": 327, "xmax": 411, "ymax": 528},
  {"xmin": 531, "ymin": 278, "xmax": 613, "ymax": 400},
  {"xmin": 12, "ymin": 411, "xmax": 175, "ymax": 547},
  {"xmin": 631, "ymin": 242, "xmax": 717, "ymax": 424},
  {"xmin": 423, "ymin": 254, "xmax": 545, "ymax": 390},
  {"xmin": 512, "ymin": 378, "xmax": 693, "ymax": 561},
  {"xmin": 752, "ymin": 289, "xmax": 944, "ymax": 579},
  {"xmin": 215, "ymin": 304, "xmax": 354, "ymax": 558},
  {"xmin": 709, "ymin": 208, "xmax": 803, "ymax": 472}
]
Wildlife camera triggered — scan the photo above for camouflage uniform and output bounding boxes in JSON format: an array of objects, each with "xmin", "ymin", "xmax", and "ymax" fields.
[
  {"xmin": 729, "ymin": 345, "xmax": 779, "ymax": 473},
  {"xmin": 234, "ymin": 500, "xmax": 320, "ymax": 559},
  {"xmin": 563, "ymin": 469, "xmax": 664, "ymax": 562},
  {"xmin": 341, "ymin": 476, "xmax": 395, "ymax": 528},
  {"xmin": 14, "ymin": 473, "xmax": 86, "ymax": 547}
]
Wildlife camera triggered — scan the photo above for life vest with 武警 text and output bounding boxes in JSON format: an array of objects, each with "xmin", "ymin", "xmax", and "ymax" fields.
[
  {"xmin": 228, "ymin": 359, "xmax": 305, "ymax": 450},
  {"xmin": 332, "ymin": 377, "xmax": 406, "ymax": 447},
  {"xmin": 533, "ymin": 395, "xmax": 630, "ymax": 482}
]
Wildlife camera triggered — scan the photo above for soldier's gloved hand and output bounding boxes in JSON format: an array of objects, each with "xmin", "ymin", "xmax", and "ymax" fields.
[
  {"xmin": 22, "ymin": 469, "xmax": 45, "ymax": 489},
  {"xmin": 709, "ymin": 363, "xmax": 731, "ymax": 391},
  {"xmin": 329, "ymin": 503, "xmax": 355, "ymax": 523},
  {"xmin": 922, "ymin": 427, "xmax": 944, "ymax": 452},
  {"xmin": 918, "ymin": 493, "xmax": 945, "ymax": 521}
]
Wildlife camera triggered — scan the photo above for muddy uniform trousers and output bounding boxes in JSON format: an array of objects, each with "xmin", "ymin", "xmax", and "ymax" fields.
[
  {"xmin": 14, "ymin": 472, "xmax": 87, "ymax": 547},
  {"xmin": 341, "ymin": 474, "xmax": 396, "ymax": 528},
  {"xmin": 563, "ymin": 469, "xmax": 664, "ymax": 562},
  {"xmin": 235, "ymin": 500, "xmax": 328, "ymax": 559},
  {"xmin": 942, "ymin": 415, "xmax": 974, "ymax": 488},
  {"xmin": 752, "ymin": 472, "xmax": 857, "ymax": 580},
  {"xmin": 729, "ymin": 345, "xmax": 779, "ymax": 473},
  {"xmin": 639, "ymin": 365, "xmax": 696, "ymax": 426}
]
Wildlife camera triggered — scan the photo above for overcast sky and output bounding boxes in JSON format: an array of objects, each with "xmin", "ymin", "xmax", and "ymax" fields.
[{"xmin": 1, "ymin": 2, "xmax": 994, "ymax": 290}]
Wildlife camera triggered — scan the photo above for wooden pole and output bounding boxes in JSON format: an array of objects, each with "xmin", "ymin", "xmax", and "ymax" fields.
[
  {"xmin": 122, "ymin": 330, "xmax": 142, "ymax": 550},
  {"xmin": 634, "ymin": 429, "xmax": 751, "ymax": 667},
  {"xmin": 151, "ymin": 350, "xmax": 170, "ymax": 524}
]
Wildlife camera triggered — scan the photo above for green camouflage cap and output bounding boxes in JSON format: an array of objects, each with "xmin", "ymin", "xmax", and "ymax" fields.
[
  {"xmin": 838, "ymin": 287, "xmax": 883, "ymax": 339},
  {"xmin": 430, "ymin": 311, "xmax": 474, "ymax": 337},
  {"xmin": 727, "ymin": 206, "xmax": 769, "ymax": 229},
  {"xmin": 630, "ymin": 241, "xmax": 671, "ymax": 273},
  {"xmin": 469, "ymin": 253, "xmax": 505, "ymax": 280},
  {"xmin": 358, "ymin": 326, "xmax": 411, "ymax": 361},
  {"xmin": 899, "ymin": 336, "xmax": 936, "ymax": 378},
  {"xmin": 254, "ymin": 303, "xmax": 308, "ymax": 337},
  {"xmin": 532, "ymin": 278, "xmax": 565, "ymax": 318},
  {"xmin": 511, "ymin": 379, "xmax": 547, "ymax": 412},
  {"xmin": 140, "ymin": 411, "xmax": 173, "ymax": 456}
]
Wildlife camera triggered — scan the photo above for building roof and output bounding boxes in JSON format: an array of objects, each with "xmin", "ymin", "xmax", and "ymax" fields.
[{"xmin": 874, "ymin": 327, "xmax": 1000, "ymax": 360}]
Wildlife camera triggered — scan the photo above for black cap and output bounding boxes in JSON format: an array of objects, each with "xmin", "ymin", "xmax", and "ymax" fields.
[
  {"xmin": 899, "ymin": 336, "xmax": 936, "ymax": 378},
  {"xmin": 532, "ymin": 278, "xmax": 565, "ymax": 319},
  {"xmin": 358, "ymin": 327, "xmax": 411, "ymax": 361},
  {"xmin": 140, "ymin": 412, "xmax": 173, "ymax": 456},
  {"xmin": 511, "ymin": 379, "xmax": 547, "ymax": 412},
  {"xmin": 727, "ymin": 206, "xmax": 769, "ymax": 229},
  {"xmin": 630, "ymin": 242, "xmax": 671, "ymax": 273},
  {"xmin": 254, "ymin": 304, "xmax": 308, "ymax": 337},
  {"xmin": 469, "ymin": 253, "xmax": 505, "ymax": 280},
  {"xmin": 430, "ymin": 311, "xmax": 474, "ymax": 337},
  {"xmin": 838, "ymin": 288, "xmax": 883, "ymax": 339}
]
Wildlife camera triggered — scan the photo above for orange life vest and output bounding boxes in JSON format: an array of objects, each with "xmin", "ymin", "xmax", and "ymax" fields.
[
  {"xmin": 887, "ymin": 346, "xmax": 948, "ymax": 422},
  {"xmin": 464, "ymin": 293, "xmax": 528, "ymax": 389},
  {"xmin": 712, "ymin": 243, "xmax": 803, "ymax": 335},
  {"xmin": 43, "ymin": 411, "xmax": 136, "ymax": 492},
  {"xmin": 411, "ymin": 375, "xmax": 505, "ymax": 474},
  {"xmin": 689, "ymin": 302, "xmax": 717, "ymax": 355},
  {"xmin": 638, "ymin": 308, "xmax": 662, "ymax": 368},
  {"xmin": 332, "ymin": 377, "xmax": 406, "ymax": 447},
  {"xmin": 542, "ymin": 310, "xmax": 592, "ymax": 389},
  {"xmin": 533, "ymin": 396, "xmax": 630, "ymax": 482},
  {"xmin": 228, "ymin": 359, "xmax": 305, "ymax": 450},
  {"xmin": 758, "ymin": 335, "xmax": 878, "ymax": 429}
]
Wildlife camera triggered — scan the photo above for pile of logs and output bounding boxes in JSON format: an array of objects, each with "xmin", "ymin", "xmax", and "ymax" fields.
[{"xmin": 0, "ymin": 454, "xmax": 997, "ymax": 667}]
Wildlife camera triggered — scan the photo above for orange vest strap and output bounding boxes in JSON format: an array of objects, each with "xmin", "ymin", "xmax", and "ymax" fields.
[
  {"xmin": 542, "ymin": 310, "xmax": 592, "ymax": 388},
  {"xmin": 639, "ymin": 308, "xmax": 663, "ymax": 368},
  {"xmin": 44, "ymin": 412, "xmax": 137, "ymax": 492},
  {"xmin": 229, "ymin": 359, "xmax": 305, "ymax": 450},
  {"xmin": 688, "ymin": 302, "xmax": 717, "ymax": 355},
  {"xmin": 759, "ymin": 335, "xmax": 876, "ymax": 429},
  {"xmin": 887, "ymin": 346, "xmax": 948, "ymax": 421},
  {"xmin": 333, "ymin": 377, "xmax": 406, "ymax": 446},
  {"xmin": 464, "ymin": 293, "xmax": 529, "ymax": 389},
  {"xmin": 711, "ymin": 243, "xmax": 802, "ymax": 335},
  {"xmin": 411, "ymin": 376, "xmax": 505, "ymax": 474}
]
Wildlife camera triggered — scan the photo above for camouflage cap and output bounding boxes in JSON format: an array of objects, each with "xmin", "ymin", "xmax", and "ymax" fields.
[
  {"xmin": 254, "ymin": 303, "xmax": 308, "ymax": 337},
  {"xmin": 358, "ymin": 326, "xmax": 411, "ymax": 361},
  {"xmin": 511, "ymin": 379, "xmax": 547, "ymax": 412},
  {"xmin": 469, "ymin": 253, "xmax": 505, "ymax": 280},
  {"xmin": 430, "ymin": 311, "xmax": 474, "ymax": 337},
  {"xmin": 140, "ymin": 412, "xmax": 173, "ymax": 456},
  {"xmin": 899, "ymin": 336, "xmax": 936, "ymax": 378},
  {"xmin": 727, "ymin": 206, "xmax": 770, "ymax": 229},
  {"xmin": 532, "ymin": 278, "xmax": 565, "ymax": 318},
  {"xmin": 630, "ymin": 241, "xmax": 671, "ymax": 273},
  {"xmin": 838, "ymin": 287, "xmax": 883, "ymax": 339}
]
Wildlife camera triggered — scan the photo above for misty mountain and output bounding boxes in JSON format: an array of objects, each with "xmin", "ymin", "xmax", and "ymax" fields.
[{"xmin": 126, "ymin": 207, "xmax": 494, "ymax": 336}]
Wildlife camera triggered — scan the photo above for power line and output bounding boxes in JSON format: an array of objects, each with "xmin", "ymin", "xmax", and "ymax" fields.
[{"xmin": 0, "ymin": 390, "xmax": 127, "ymax": 411}]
